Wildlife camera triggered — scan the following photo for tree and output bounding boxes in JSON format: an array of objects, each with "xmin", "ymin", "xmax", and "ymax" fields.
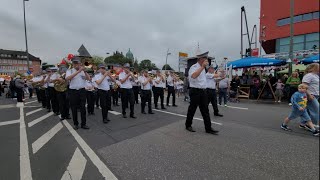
[
  {"xmin": 139, "ymin": 59, "xmax": 158, "ymax": 71},
  {"xmin": 162, "ymin": 64, "xmax": 174, "ymax": 71},
  {"xmin": 92, "ymin": 55, "xmax": 104, "ymax": 66},
  {"xmin": 104, "ymin": 52, "xmax": 133, "ymax": 66}
]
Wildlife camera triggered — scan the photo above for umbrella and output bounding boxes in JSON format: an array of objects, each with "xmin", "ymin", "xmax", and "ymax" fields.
[
  {"xmin": 227, "ymin": 57, "xmax": 286, "ymax": 69},
  {"xmin": 277, "ymin": 64, "xmax": 306, "ymax": 74},
  {"xmin": 302, "ymin": 54, "xmax": 319, "ymax": 64}
]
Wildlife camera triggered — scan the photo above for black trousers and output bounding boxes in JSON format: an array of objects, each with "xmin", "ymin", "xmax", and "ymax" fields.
[
  {"xmin": 28, "ymin": 88, "xmax": 33, "ymax": 98},
  {"xmin": 120, "ymin": 88, "xmax": 135, "ymax": 115},
  {"xmin": 57, "ymin": 91, "xmax": 70, "ymax": 118},
  {"xmin": 40, "ymin": 89, "xmax": 47, "ymax": 108},
  {"xmin": 207, "ymin": 88, "xmax": 219, "ymax": 114},
  {"xmin": 112, "ymin": 89, "xmax": 119, "ymax": 105},
  {"xmin": 132, "ymin": 86, "xmax": 140, "ymax": 104},
  {"xmin": 35, "ymin": 88, "xmax": 41, "ymax": 102},
  {"xmin": 167, "ymin": 86, "xmax": 176, "ymax": 105},
  {"xmin": 185, "ymin": 88, "xmax": 212, "ymax": 131},
  {"xmin": 98, "ymin": 89, "xmax": 111, "ymax": 120},
  {"xmin": 16, "ymin": 88, "xmax": 23, "ymax": 102},
  {"xmin": 69, "ymin": 89, "xmax": 87, "ymax": 126},
  {"xmin": 86, "ymin": 91, "xmax": 95, "ymax": 114},
  {"xmin": 154, "ymin": 87, "xmax": 165, "ymax": 108},
  {"xmin": 95, "ymin": 91, "xmax": 100, "ymax": 107},
  {"xmin": 47, "ymin": 87, "xmax": 59, "ymax": 113},
  {"xmin": 141, "ymin": 90, "xmax": 152, "ymax": 113}
]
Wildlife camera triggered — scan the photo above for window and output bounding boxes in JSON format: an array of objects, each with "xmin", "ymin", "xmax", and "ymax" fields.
[
  {"xmin": 313, "ymin": 11, "xmax": 319, "ymax": 19},
  {"xmin": 280, "ymin": 37, "xmax": 290, "ymax": 45},
  {"xmin": 306, "ymin": 33, "xmax": 319, "ymax": 41},
  {"xmin": 306, "ymin": 41, "xmax": 319, "ymax": 50},
  {"xmin": 19, "ymin": 67, "xmax": 23, "ymax": 70},
  {"xmin": 293, "ymin": 35, "xmax": 304, "ymax": 43},
  {"xmin": 302, "ymin": 13, "xmax": 313, "ymax": 21},
  {"xmin": 277, "ymin": 18, "xmax": 290, "ymax": 26},
  {"xmin": 279, "ymin": 45, "xmax": 290, "ymax": 53},
  {"xmin": 294, "ymin": 15, "xmax": 303, "ymax": 23}
]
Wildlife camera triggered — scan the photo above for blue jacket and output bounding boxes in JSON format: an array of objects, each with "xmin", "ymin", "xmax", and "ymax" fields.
[{"xmin": 291, "ymin": 91, "xmax": 308, "ymax": 110}]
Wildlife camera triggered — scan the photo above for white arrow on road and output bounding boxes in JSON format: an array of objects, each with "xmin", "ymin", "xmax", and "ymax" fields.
[{"xmin": 61, "ymin": 147, "xmax": 87, "ymax": 180}]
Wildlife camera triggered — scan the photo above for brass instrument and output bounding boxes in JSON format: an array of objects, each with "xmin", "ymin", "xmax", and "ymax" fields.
[
  {"xmin": 54, "ymin": 73, "xmax": 68, "ymax": 92},
  {"xmin": 81, "ymin": 57, "xmax": 94, "ymax": 72},
  {"xmin": 32, "ymin": 81, "xmax": 42, "ymax": 88}
]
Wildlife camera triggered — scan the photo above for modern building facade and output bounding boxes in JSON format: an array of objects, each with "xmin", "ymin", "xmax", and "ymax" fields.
[
  {"xmin": 0, "ymin": 49, "xmax": 42, "ymax": 76},
  {"xmin": 260, "ymin": 0, "xmax": 319, "ymax": 54}
]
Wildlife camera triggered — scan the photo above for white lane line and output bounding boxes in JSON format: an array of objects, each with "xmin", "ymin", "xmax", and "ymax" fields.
[
  {"xmin": 109, "ymin": 110, "xmax": 121, "ymax": 115},
  {"xmin": 28, "ymin": 112, "xmax": 54, "ymax": 127},
  {"xmin": 0, "ymin": 119, "xmax": 20, "ymax": 127},
  {"xmin": 24, "ymin": 100, "xmax": 37, "ymax": 105},
  {"xmin": 0, "ymin": 104, "xmax": 16, "ymax": 109},
  {"xmin": 62, "ymin": 120, "xmax": 118, "ymax": 180},
  {"xmin": 26, "ymin": 108, "xmax": 42, "ymax": 116},
  {"xmin": 217, "ymin": 104, "xmax": 249, "ymax": 110},
  {"xmin": 19, "ymin": 104, "xmax": 33, "ymax": 180},
  {"xmin": 24, "ymin": 105, "xmax": 42, "ymax": 108},
  {"xmin": 153, "ymin": 109, "xmax": 223, "ymax": 125},
  {"xmin": 32, "ymin": 122, "xmax": 63, "ymax": 154},
  {"xmin": 61, "ymin": 147, "xmax": 87, "ymax": 180}
]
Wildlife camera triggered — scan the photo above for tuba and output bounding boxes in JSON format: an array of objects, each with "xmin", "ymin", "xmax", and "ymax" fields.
[{"xmin": 54, "ymin": 73, "xmax": 68, "ymax": 92}]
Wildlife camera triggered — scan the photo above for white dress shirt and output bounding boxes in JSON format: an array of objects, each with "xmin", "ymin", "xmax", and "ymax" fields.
[
  {"xmin": 154, "ymin": 76, "xmax": 165, "ymax": 88},
  {"xmin": 66, "ymin": 68, "xmax": 86, "ymax": 90},
  {"xmin": 206, "ymin": 73, "xmax": 216, "ymax": 89},
  {"xmin": 119, "ymin": 72, "xmax": 133, "ymax": 89},
  {"xmin": 48, "ymin": 73, "xmax": 59, "ymax": 87},
  {"xmin": 92, "ymin": 73, "xmax": 110, "ymax": 91},
  {"xmin": 85, "ymin": 80, "xmax": 95, "ymax": 91},
  {"xmin": 167, "ymin": 75, "xmax": 174, "ymax": 86},
  {"xmin": 188, "ymin": 63, "xmax": 207, "ymax": 89},
  {"xmin": 138, "ymin": 76, "xmax": 152, "ymax": 90}
]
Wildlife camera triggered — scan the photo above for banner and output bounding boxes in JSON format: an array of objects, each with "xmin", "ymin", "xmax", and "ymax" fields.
[
  {"xmin": 251, "ymin": 48, "xmax": 259, "ymax": 57},
  {"xmin": 179, "ymin": 52, "xmax": 188, "ymax": 68}
]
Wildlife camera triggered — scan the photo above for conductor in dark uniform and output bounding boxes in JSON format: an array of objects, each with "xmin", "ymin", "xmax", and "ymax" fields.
[{"xmin": 185, "ymin": 52, "xmax": 219, "ymax": 135}]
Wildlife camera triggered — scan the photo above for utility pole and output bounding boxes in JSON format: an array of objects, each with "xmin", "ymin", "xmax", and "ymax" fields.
[
  {"xmin": 288, "ymin": 0, "xmax": 294, "ymax": 76},
  {"xmin": 23, "ymin": 0, "xmax": 30, "ymax": 70},
  {"xmin": 165, "ymin": 48, "xmax": 170, "ymax": 71}
]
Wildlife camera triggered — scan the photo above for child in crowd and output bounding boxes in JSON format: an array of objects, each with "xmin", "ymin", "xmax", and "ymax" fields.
[
  {"xmin": 281, "ymin": 84, "xmax": 319, "ymax": 136},
  {"xmin": 273, "ymin": 79, "xmax": 284, "ymax": 102}
]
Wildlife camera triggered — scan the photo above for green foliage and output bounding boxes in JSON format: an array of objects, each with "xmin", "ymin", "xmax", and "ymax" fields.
[
  {"xmin": 139, "ymin": 59, "xmax": 158, "ymax": 71},
  {"xmin": 133, "ymin": 59, "xmax": 139, "ymax": 71},
  {"xmin": 104, "ymin": 53, "xmax": 133, "ymax": 66},
  {"xmin": 162, "ymin": 64, "xmax": 174, "ymax": 71},
  {"xmin": 92, "ymin": 55, "xmax": 104, "ymax": 66}
]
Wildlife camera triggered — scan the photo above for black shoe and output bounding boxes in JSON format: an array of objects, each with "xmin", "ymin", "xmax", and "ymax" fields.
[
  {"xmin": 206, "ymin": 129, "xmax": 219, "ymax": 135},
  {"xmin": 166, "ymin": 104, "xmax": 170, "ymax": 107},
  {"xmin": 73, "ymin": 125, "xmax": 79, "ymax": 130},
  {"xmin": 109, "ymin": 109, "xmax": 114, "ymax": 111},
  {"xmin": 161, "ymin": 107, "xmax": 166, "ymax": 110},
  {"xmin": 116, "ymin": 104, "xmax": 120, "ymax": 106},
  {"xmin": 81, "ymin": 125, "xmax": 90, "ymax": 129},
  {"xmin": 141, "ymin": 111, "xmax": 147, "ymax": 114},
  {"xmin": 47, "ymin": 109, "xmax": 51, "ymax": 112},
  {"xmin": 172, "ymin": 105, "xmax": 178, "ymax": 107},
  {"xmin": 130, "ymin": 115, "xmax": 137, "ymax": 118},
  {"xmin": 148, "ymin": 112, "xmax": 154, "ymax": 114},
  {"xmin": 42, "ymin": 106, "xmax": 46, "ymax": 108},
  {"xmin": 123, "ymin": 114, "xmax": 127, "ymax": 118},
  {"xmin": 103, "ymin": 119, "xmax": 109, "ymax": 124},
  {"xmin": 155, "ymin": 107, "xmax": 159, "ymax": 109},
  {"xmin": 55, "ymin": 112, "xmax": 61, "ymax": 116},
  {"xmin": 186, "ymin": 127, "xmax": 196, "ymax": 132},
  {"xmin": 214, "ymin": 113, "xmax": 223, "ymax": 117},
  {"xmin": 60, "ymin": 117, "xmax": 65, "ymax": 121},
  {"xmin": 66, "ymin": 116, "xmax": 71, "ymax": 119}
]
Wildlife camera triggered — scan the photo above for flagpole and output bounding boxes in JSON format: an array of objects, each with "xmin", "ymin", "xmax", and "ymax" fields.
[
  {"xmin": 23, "ymin": 0, "xmax": 30, "ymax": 70},
  {"xmin": 165, "ymin": 48, "xmax": 170, "ymax": 71}
]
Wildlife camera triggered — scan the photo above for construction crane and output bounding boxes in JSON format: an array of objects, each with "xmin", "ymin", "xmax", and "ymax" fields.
[{"xmin": 241, "ymin": 6, "xmax": 257, "ymax": 58}]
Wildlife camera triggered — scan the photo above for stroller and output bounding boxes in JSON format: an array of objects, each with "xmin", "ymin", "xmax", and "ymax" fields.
[{"xmin": 228, "ymin": 87, "xmax": 240, "ymax": 103}]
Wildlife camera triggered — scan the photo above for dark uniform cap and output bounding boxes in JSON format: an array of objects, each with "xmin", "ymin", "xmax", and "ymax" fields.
[
  {"xmin": 71, "ymin": 56, "xmax": 81, "ymax": 63},
  {"xmin": 196, "ymin": 51, "xmax": 209, "ymax": 59},
  {"xmin": 98, "ymin": 64, "xmax": 106, "ymax": 69},
  {"xmin": 123, "ymin": 63, "xmax": 130, "ymax": 68}
]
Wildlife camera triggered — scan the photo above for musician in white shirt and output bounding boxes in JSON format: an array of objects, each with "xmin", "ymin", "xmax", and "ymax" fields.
[
  {"xmin": 153, "ymin": 70, "xmax": 166, "ymax": 109},
  {"xmin": 85, "ymin": 74, "xmax": 96, "ymax": 116},
  {"xmin": 93, "ymin": 64, "xmax": 116, "ymax": 123},
  {"xmin": 206, "ymin": 66, "xmax": 223, "ymax": 117},
  {"xmin": 118, "ymin": 63, "xmax": 136, "ymax": 118},
  {"xmin": 185, "ymin": 51, "xmax": 219, "ymax": 135},
  {"xmin": 138, "ymin": 70, "xmax": 154, "ymax": 114},
  {"xmin": 65, "ymin": 56, "xmax": 90, "ymax": 130},
  {"xmin": 166, "ymin": 71, "xmax": 177, "ymax": 107},
  {"xmin": 47, "ymin": 67, "xmax": 60, "ymax": 115}
]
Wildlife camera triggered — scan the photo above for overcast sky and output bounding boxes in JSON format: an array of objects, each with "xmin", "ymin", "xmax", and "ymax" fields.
[{"xmin": 0, "ymin": 0, "xmax": 261, "ymax": 70}]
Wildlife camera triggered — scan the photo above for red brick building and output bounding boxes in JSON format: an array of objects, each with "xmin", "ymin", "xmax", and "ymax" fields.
[
  {"xmin": 0, "ymin": 49, "xmax": 42, "ymax": 76},
  {"xmin": 260, "ymin": 0, "xmax": 319, "ymax": 54}
]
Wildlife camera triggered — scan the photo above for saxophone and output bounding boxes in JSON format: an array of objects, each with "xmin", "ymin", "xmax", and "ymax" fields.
[{"xmin": 54, "ymin": 73, "xmax": 68, "ymax": 92}]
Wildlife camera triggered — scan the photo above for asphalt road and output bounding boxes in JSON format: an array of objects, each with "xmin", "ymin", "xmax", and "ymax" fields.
[{"xmin": 0, "ymin": 95, "xmax": 318, "ymax": 180}]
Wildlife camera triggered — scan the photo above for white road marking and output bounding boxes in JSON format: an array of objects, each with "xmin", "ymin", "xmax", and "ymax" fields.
[
  {"xmin": 32, "ymin": 122, "xmax": 63, "ymax": 154},
  {"xmin": 61, "ymin": 148, "xmax": 87, "ymax": 180},
  {"xmin": 62, "ymin": 120, "xmax": 118, "ymax": 180},
  {"xmin": 217, "ymin": 104, "xmax": 248, "ymax": 110},
  {"xmin": 0, "ymin": 104, "xmax": 16, "ymax": 109},
  {"xmin": 25, "ymin": 100, "xmax": 37, "ymax": 105},
  {"xmin": 19, "ymin": 104, "xmax": 33, "ymax": 180},
  {"xmin": 28, "ymin": 112, "xmax": 54, "ymax": 127},
  {"xmin": 109, "ymin": 110, "xmax": 121, "ymax": 115},
  {"xmin": 24, "ymin": 105, "xmax": 42, "ymax": 108},
  {"xmin": 153, "ymin": 109, "xmax": 223, "ymax": 125},
  {"xmin": 0, "ymin": 119, "xmax": 20, "ymax": 127},
  {"xmin": 26, "ymin": 108, "xmax": 42, "ymax": 116}
]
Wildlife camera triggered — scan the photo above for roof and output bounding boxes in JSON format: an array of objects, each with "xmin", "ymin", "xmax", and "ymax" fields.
[
  {"xmin": 77, "ymin": 44, "xmax": 91, "ymax": 57},
  {"xmin": 0, "ymin": 49, "xmax": 42, "ymax": 62}
]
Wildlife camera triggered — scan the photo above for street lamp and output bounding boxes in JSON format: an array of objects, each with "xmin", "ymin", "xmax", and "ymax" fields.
[
  {"xmin": 165, "ymin": 48, "xmax": 171, "ymax": 71},
  {"xmin": 23, "ymin": 0, "xmax": 30, "ymax": 70},
  {"xmin": 288, "ymin": 0, "xmax": 294, "ymax": 76}
]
